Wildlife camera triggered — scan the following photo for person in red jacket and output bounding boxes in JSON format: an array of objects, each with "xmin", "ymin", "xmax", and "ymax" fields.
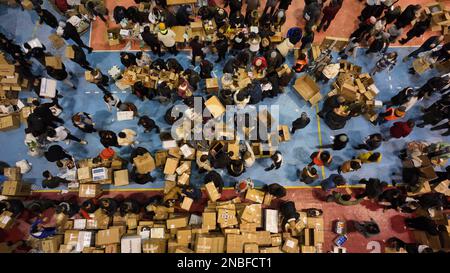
[{"xmin": 387, "ymin": 119, "xmax": 415, "ymax": 141}]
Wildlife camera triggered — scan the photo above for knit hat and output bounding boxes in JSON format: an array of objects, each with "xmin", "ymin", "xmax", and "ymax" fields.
[
  {"xmin": 99, "ymin": 147, "xmax": 115, "ymax": 160},
  {"xmin": 395, "ymin": 107, "xmax": 406, "ymax": 116}
]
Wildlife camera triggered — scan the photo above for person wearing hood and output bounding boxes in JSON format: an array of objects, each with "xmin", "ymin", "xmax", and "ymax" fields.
[
  {"xmin": 229, "ymin": 11, "xmax": 245, "ymax": 28},
  {"xmin": 214, "ymin": 32, "xmax": 229, "ymax": 63},
  {"xmin": 55, "ymin": 200, "xmax": 79, "ymax": 218},
  {"xmin": 291, "ymin": 112, "xmax": 311, "ymax": 134},
  {"xmin": 142, "ymin": 26, "xmax": 163, "ymax": 57},
  {"xmin": 58, "ymin": 21, "xmax": 93, "ymax": 53},
  {"xmin": 157, "ymin": 23, "xmax": 178, "ymax": 55},
  {"xmin": 175, "ymin": 5, "xmax": 193, "ymax": 26},
  {"xmin": 120, "ymin": 52, "xmax": 137, "ymax": 68},
  {"xmin": 399, "ymin": 13, "xmax": 431, "ymax": 45}
]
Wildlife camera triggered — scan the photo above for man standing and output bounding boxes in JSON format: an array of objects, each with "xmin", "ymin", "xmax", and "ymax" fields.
[
  {"xmin": 59, "ymin": 21, "xmax": 93, "ymax": 53},
  {"xmin": 403, "ymin": 35, "xmax": 444, "ymax": 61},
  {"xmin": 317, "ymin": 0, "xmax": 343, "ymax": 32}
]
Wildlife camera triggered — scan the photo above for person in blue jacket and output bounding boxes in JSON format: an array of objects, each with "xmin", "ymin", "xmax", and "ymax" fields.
[{"xmin": 30, "ymin": 217, "xmax": 57, "ymax": 239}]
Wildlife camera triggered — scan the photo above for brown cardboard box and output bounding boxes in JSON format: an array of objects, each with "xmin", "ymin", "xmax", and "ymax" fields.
[
  {"xmin": 45, "ymin": 56, "xmax": 63, "ymax": 69},
  {"xmin": 78, "ymin": 183, "xmax": 102, "ymax": 198},
  {"xmin": 0, "ymin": 211, "xmax": 14, "ymax": 229},
  {"xmin": 155, "ymin": 150, "xmax": 168, "ymax": 167},
  {"xmin": 126, "ymin": 213, "xmax": 139, "ymax": 230},
  {"xmin": 113, "ymin": 169, "xmax": 129, "ymax": 186},
  {"xmin": 241, "ymin": 204, "xmax": 262, "ymax": 224},
  {"xmin": 271, "ymin": 234, "xmax": 282, "ymax": 246},
  {"xmin": 164, "ymin": 157, "xmax": 179, "ymax": 175},
  {"xmin": 195, "ymin": 235, "xmax": 213, "ymax": 253},
  {"xmin": 96, "ymin": 228, "xmax": 121, "ymax": 246},
  {"xmin": 205, "ymin": 96, "xmax": 226, "ymax": 118},
  {"xmin": 4, "ymin": 167, "xmax": 21, "ymax": 181},
  {"xmin": 166, "ymin": 216, "xmax": 189, "ymax": 229},
  {"xmin": 48, "ymin": 34, "xmax": 65, "ymax": 49},
  {"xmin": 77, "ymin": 167, "xmax": 91, "ymax": 181},
  {"xmin": 2, "ymin": 181, "xmax": 31, "ymax": 196},
  {"xmin": 277, "ymin": 125, "xmax": 291, "ymax": 142},
  {"xmin": 177, "ymin": 228, "xmax": 192, "ymax": 245},
  {"xmin": 177, "ymin": 172, "xmax": 190, "ymax": 185},
  {"xmin": 175, "ymin": 246, "xmax": 194, "ymax": 253},
  {"xmin": 293, "ymin": 75, "xmax": 322, "ymax": 106},
  {"xmin": 263, "ymin": 193, "xmax": 273, "ymax": 206},
  {"xmin": 301, "ymin": 245, "xmax": 316, "ymax": 253},
  {"xmin": 65, "ymin": 46, "xmax": 75, "ymax": 59},
  {"xmin": 260, "ymin": 246, "xmax": 282, "ymax": 253},
  {"xmin": 190, "ymin": 21, "xmax": 203, "ymax": 31},
  {"xmin": 206, "ymin": 78, "xmax": 219, "ymax": 94},
  {"xmin": 181, "ymin": 197, "xmax": 193, "ymax": 211},
  {"xmin": 244, "ymin": 243, "xmax": 259, "ymax": 253},
  {"xmin": 245, "ymin": 188, "xmax": 265, "ymax": 203},
  {"xmin": 134, "ymin": 153, "xmax": 156, "ymax": 174},
  {"xmin": 64, "ymin": 230, "xmax": 80, "ymax": 246},
  {"xmin": 41, "ymin": 235, "xmax": 63, "ymax": 253},
  {"xmin": 282, "ymin": 237, "xmax": 299, "ymax": 253},
  {"xmin": 0, "ymin": 64, "xmax": 15, "ymax": 76},
  {"xmin": 0, "ymin": 114, "xmax": 20, "ymax": 132},
  {"xmin": 226, "ymin": 234, "xmax": 244, "ymax": 253},
  {"xmin": 142, "ymin": 238, "xmax": 167, "ymax": 253},
  {"xmin": 205, "ymin": 182, "xmax": 221, "ymax": 202},
  {"xmin": 105, "ymin": 244, "xmax": 119, "ymax": 253},
  {"xmin": 217, "ymin": 209, "xmax": 238, "ymax": 228},
  {"xmin": 433, "ymin": 180, "xmax": 450, "ymax": 196},
  {"xmin": 202, "ymin": 212, "xmax": 216, "ymax": 230}
]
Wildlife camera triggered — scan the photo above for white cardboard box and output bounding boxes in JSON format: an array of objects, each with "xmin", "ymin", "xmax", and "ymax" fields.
[
  {"xmin": 74, "ymin": 219, "xmax": 87, "ymax": 230},
  {"xmin": 264, "ymin": 209, "xmax": 279, "ymax": 233},
  {"xmin": 39, "ymin": 78, "xmax": 57, "ymax": 98},
  {"xmin": 117, "ymin": 111, "xmax": 134, "ymax": 121},
  {"xmin": 121, "ymin": 235, "xmax": 142, "ymax": 253}
]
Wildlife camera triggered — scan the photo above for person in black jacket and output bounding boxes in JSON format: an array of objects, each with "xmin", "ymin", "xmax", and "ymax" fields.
[
  {"xmin": 60, "ymin": 21, "xmax": 93, "ymax": 53},
  {"xmin": 203, "ymin": 170, "xmax": 224, "ymax": 193},
  {"xmin": 175, "ymin": 5, "xmax": 193, "ymax": 26},
  {"xmin": 120, "ymin": 52, "xmax": 137, "ymax": 68},
  {"xmin": 55, "ymin": 201, "xmax": 79, "ymax": 218},
  {"xmin": 386, "ymin": 237, "xmax": 433, "ymax": 253},
  {"xmin": 42, "ymin": 170, "xmax": 70, "ymax": 189},
  {"xmin": 45, "ymin": 62, "xmax": 76, "ymax": 89},
  {"xmin": 291, "ymin": 112, "xmax": 311, "ymax": 134},
  {"xmin": 138, "ymin": 115, "xmax": 160, "ymax": 133},
  {"xmin": 32, "ymin": 99, "xmax": 64, "ymax": 125},
  {"xmin": 399, "ymin": 14, "xmax": 431, "ymax": 45},
  {"xmin": 214, "ymin": 33, "xmax": 228, "ymax": 63},
  {"xmin": 35, "ymin": 7, "xmax": 58, "ymax": 29},
  {"xmin": 131, "ymin": 171, "xmax": 155, "ymax": 184},
  {"xmin": 23, "ymin": 41, "xmax": 48, "ymax": 65},
  {"xmin": 280, "ymin": 201, "xmax": 300, "ymax": 230},
  {"xmin": 27, "ymin": 199, "xmax": 56, "ymax": 216},
  {"xmin": 44, "ymin": 145, "xmax": 72, "ymax": 162},
  {"xmin": 200, "ymin": 60, "xmax": 213, "ymax": 79},
  {"xmin": 356, "ymin": 178, "xmax": 388, "ymax": 200},
  {"xmin": 132, "ymin": 81, "xmax": 150, "ymax": 101},
  {"xmin": 0, "ymin": 199, "xmax": 25, "ymax": 216},
  {"xmin": 405, "ymin": 216, "xmax": 439, "ymax": 235},
  {"xmin": 119, "ymin": 199, "xmax": 141, "ymax": 216},
  {"xmin": 318, "ymin": 133, "xmax": 349, "ymax": 150},
  {"xmin": 263, "ymin": 183, "xmax": 287, "ymax": 198},
  {"xmin": 318, "ymin": 95, "xmax": 346, "ymax": 119},
  {"xmin": 404, "ymin": 35, "xmax": 444, "ymax": 61},
  {"xmin": 265, "ymin": 151, "xmax": 283, "ymax": 171},
  {"xmin": 353, "ymin": 133, "xmax": 383, "ymax": 151},
  {"xmin": 99, "ymin": 198, "xmax": 119, "ymax": 217},
  {"xmin": 142, "ymin": 26, "xmax": 163, "ymax": 56},
  {"xmin": 225, "ymin": 0, "xmax": 243, "ymax": 16},
  {"xmin": 395, "ymin": 4, "xmax": 421, "ymax": 29},
  {"xmin": 99, "ymin": 130, "xmax": 121, "ymax": 148},
  {"xmin": 80, "ymin": 199, "xmax": 99, "ymax": 214},
  {"xmin": 227, "ymin": 158, "xmax": 246, "ymax": 177},
  {"xmin": 214, "ymin": 8, "xmax": 228, "ymax": 29},
  {"xmin": 67, "ymin": 45, "xmax": 93, "ymax": 71},
  {"xmin": 189, "ymin": 36, "xmax": 204, "ymax": 66}
]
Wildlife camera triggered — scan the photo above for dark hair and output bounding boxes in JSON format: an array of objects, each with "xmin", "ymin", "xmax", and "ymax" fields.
[
  {"xmin": 200, "ymin": 155, "xmax": 208, "ymax": 162},
  {"xmin": 144, "ymin": 26, "xmax": 150, "ymax": 32},
  {"xmin": 136, "ymin": 51, "xmax": 143, "ymax": 59},
  {"xmin": 42, "ymin": 170, "xmax": 51, "ymax": 178},
  {"xmin": 93, "ymin": 156, "xmax": 102, "ymax": 164},
  {"xmin": 310, "ymin": 167, "xmax": 317, "ymax": 175},
  {"xmin": 368, "ymin": 152, "xmax": 381, "ymax": 162},
  {"xmin": 407, "ymin": 119, "xmax": 415, "ymax": 128},
  {"xmin": 46, "ymin": 128, "xmax": 56, "ymax": 137},
  {"xmin": 56, "ymin": 161, "xmax": 64, "ymax": 168},
  {"xmin": 299, "ymin": 53, "xmax": 307, "ymax": 59},
  {"xmin": 334, "ymin": 175, "xmax": 345, "ymax": 186},
  {"xmin": 118, "ymin": 132, "xmax": 126, "ymax": 138},
  {"xmin": 32, "ymin": 100, "xmax": 40, "ymax": 106},
  {"xmin": 320, "ymin": 151, "xmax": 331, "ymax": 162},
  {"xmin": 55, "ymin": 205, "xmax": 64, "ymax": 214},
  {"xmin": 350, "ymin": 161, "xmax": 361, "ymax": 170}
]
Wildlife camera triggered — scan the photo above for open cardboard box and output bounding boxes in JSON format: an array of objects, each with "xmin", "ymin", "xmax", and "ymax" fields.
[{"xmin": 293, "ymin": 75, "xmax": 322, "ymax": 106}]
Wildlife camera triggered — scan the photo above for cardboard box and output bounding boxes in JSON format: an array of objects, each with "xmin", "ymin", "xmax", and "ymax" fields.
[
  {"xmin": 2, "ymin": 181, "xmax": 31, "ymax": 196},
  {"xmin": 217, "ymin": 209, "xmax": 238, "ymax": 228},
  {"xmin": 205, "ymin": 182, "xmax": 221, "ymax": 202},
  {"xmin": 245, "ymin": 188, "xmax": 265, "ymax": 204},
  {"xmin": 278, "ymin": 125, "xmax": 291, "ymax": 142},
  {"xmin": 205, "ymin": 96, "xmax": 226, "ymax": 118},
  {"xmin": 433, "ymin": 180, "xmax": 450, "ymax": 196},
  {"xmin": 0, "ymin": 64, "xmax": 15, "ymax": 77},
  {"xmin": 263, "ymin": 193, "xmax": 273, "ymax": 206},
  {"xmin": 175, "ymin": 246, "xmax": 194, "ymax": 253},
  {"xmin": 206, "ymin": 78, "xmax": 219, "ymax": 94},
  {"xmin": 177, "ymin": 228, "xmax": 192, "ymax": 245},
  {"xmin": 190, "ymin": 21, "xmax": 203, "ymax": 31},
  {"xmin": 105, "ymin": 244, "xmax": 119, "ymax": 253},
  {"xmin": 65, "ymin": 46, "xmax": 75, "ymax": 59},
  {"xmin": 113, "ymin": 169, "xmax": 129, "ymax": 186},
  {"xmin": 142, "ymin": 238, "xmax": 167, "ymax": 253},
  {"xmin": 48, "ymin": 34, "xmax": 65, "ymax": 49},
  {"xmin": 133, "ymin": 153, "xmax": 156, "ymax": 174},
  {"xmin": 177, "ymin": 172, "xmax": 190, "ymax": 186},
  {"xmin": 293, "ymin": 75, "xmax": 322, "ymax": 106},
  {"xmin": 77, "ymin": 166, "xmax": 91, "ymax": 182},
  {"xmin": 226, "ymin": 234, "xmax": 244, "ymax": 253},
  {"xmin": 121, "ymin": 235, "xmax": 142, "ymax": 253},
  {"xmin": 260, "ymin": 246, "xmax": 282, "ymax": 253},
  {"xmin": 181, "ymin": 197, "xmax": 193, "ymax": 211},
  {"xmin": 167, "ymin": 216, "xmax": 189, "ymax": 229},
  {"xmin": 39, "ymin": 78, "xmax": 57, "ymax": 98},
  {"xmin": 0, "ymin": 211, "xmax": 14, "ymax": 229},
  {"xmin": 155, "ymin": 150, "xmax": 168, "ymax": 167},
  {"xmin": 282, "ymin": 237, "xmax": 299, "ymax": 253},
  {"xmin": 271, "ymin": 234, "xmax": 282, "ymax": 246},
  {"xmin": 45, "ymin": 56, "xmax": 63, "ymax": 69},
  {"xmin": 241, "ymin": 204, "xmax": 262, "ymax": 224},
  {"xmin": 41, "ymin": 235, "xmax": 63, "ymax": 253},
  {"xmin": 96, "ymin": 228, "xmax": 121, "ymax": 246},
  {"xmin": 195, "ymin": 235, "xmax": 213, "ymax": 253},
  {"xmin": 301, "ymin": 245, "xmax": 317, "ymax": 253},
  {"xmin": 244, "ymin": 243, "xmax": 259, "ymax": 253},
  {"xmin": 0, "ymin": 114, "xmax": 20, "ymax": 132},
  {"xmin": 3, "ymin": 167, "xmax": 21, "ymax": 181},
  {"xmin": 73, "ymin": 219, "xmax": 87, "ymax": 230},
  {"xmin": 78, "ymin": 183, "xmax": 102, "ymax": 198},
  {"xmin": 164, "ymin": 157, "xmax": 179, "ymax": 175},
  {"xmin": 202, "ymin": 212, "xmax": 216, "ymax": 230}
]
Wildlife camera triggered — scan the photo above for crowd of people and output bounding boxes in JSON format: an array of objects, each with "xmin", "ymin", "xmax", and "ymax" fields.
[{"xmin": 0, "ymin": 0, "xmax": 449, "ymax": 253}]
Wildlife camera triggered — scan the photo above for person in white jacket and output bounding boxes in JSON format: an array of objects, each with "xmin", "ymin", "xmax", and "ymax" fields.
[
  {"xmin": 46, "ymin": 126, "xmax": 87, "ymax": 145},
  {"xmin": 157, "ymin": 23, "xmax": 178, "ymax": 55},
  {"xmin": 117, "ymin": 129, "xmax": 138, "ymax": 147}
]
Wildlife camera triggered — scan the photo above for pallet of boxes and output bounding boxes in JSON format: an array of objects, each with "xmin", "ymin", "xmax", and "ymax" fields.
[
  {"xmin": 0, "ymin": 167, "xmax": 32, "ymax": 230},
  {"xmin": 327, "ymin": 60, "xmax": 382, "ymax": 123},
  {"xmin": 0, "ymin": 53, "xmax": 29, "ymax": 131}
]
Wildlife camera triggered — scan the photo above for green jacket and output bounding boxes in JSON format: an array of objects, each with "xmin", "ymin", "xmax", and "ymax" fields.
[{"xmin": 332, "ymin": 192, "xmax": 364, "ymax": 206}]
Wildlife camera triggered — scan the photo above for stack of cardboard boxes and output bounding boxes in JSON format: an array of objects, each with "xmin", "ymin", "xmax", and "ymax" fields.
[
  {"xmin": 0, "ymin": 53, "xmax": 29, "ymax": 131},
  {"xmin": 326, "ymin": 60, "xmax": 382, "ymax": 122}
]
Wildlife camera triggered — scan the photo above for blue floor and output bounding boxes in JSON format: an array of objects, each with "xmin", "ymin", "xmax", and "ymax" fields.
[{"xmin": 0, "ymin": 5, "xmax": 448, "ymax": 191}]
